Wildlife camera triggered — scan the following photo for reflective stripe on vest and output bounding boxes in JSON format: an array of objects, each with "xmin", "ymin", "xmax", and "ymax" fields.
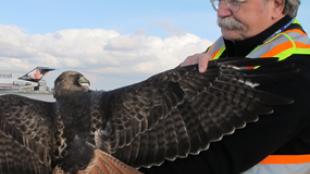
[
  {"xmin": 205, "ymin": 37, "xmax": 225, "ymax": 60},
  {"xmin": 243, "ymin": 155, "xmax": 310, "ymax": 174},
  {"xmin": 205, "ymin": 19, "xmax": 310, "ymax": 61},
  {"xmin": 249, "ymin": 28, "xmax": 310, "ymax": 60}
]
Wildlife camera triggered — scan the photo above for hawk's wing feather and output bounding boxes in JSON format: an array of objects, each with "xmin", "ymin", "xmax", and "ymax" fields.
[
  {"xmin": 97, "ymin": 61, "xmax": 221, "ymax": 152},
  {"xmin": 0, "ymin": 95, "xmax": 55, "ymax": 174},
  {"xmin": 94, "ymin": 58, "xmax": 297, "ymax": 168},
  {"xmin": 96, "ymin": 79, "xmax": 185, "ymax": 152}
]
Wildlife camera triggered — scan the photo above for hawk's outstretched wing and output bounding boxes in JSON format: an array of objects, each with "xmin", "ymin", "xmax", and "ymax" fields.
[
  {"xmin": 103, "ymin": 58, "xmax": 297, "ymax": 167},
  {"xmin": 0, "ymin": 70, "xmax": 91, "ymax": 174},
  {"xmin": 0, "ymin": 95, "xmax": 55, "ymax": 174}
]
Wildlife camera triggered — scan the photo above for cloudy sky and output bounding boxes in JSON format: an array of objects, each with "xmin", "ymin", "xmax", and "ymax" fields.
[{"xmin": 0, "ymin": 0, "xmax": 309, "ymax": 90}]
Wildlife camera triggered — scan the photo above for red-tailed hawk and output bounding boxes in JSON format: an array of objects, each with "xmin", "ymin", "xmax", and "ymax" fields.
[{"xmin": 0, "ymin": 57, "xmax": 298, "ymax": 174}]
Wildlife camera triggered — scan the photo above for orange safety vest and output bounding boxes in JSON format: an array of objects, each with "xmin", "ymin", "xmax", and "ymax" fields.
[
  {"xmin": 205, "ymin": 19, "xmax": 310, "ymax": 174},
  {"xmin": 205, "ymin": 19, "xmax": 310, "ymax": 61}
]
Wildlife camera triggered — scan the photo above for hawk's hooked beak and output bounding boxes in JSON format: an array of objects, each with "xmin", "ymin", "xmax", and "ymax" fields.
[{"xmin": 78, "ymin": 76, "xmax": 91, "ymax": 89}]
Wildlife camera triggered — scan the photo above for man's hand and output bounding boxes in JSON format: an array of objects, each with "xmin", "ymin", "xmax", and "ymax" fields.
[{"xmin": 179, "ymin": 53, "xmax": 211, "ymax": 73}]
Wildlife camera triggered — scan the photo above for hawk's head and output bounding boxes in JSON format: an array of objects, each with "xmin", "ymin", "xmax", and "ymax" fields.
[{"xmin": 54, "ymin": 71, "xmax": 90, "ymax": 98}]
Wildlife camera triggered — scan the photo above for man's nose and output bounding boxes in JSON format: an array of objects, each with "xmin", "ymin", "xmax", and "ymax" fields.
[{"xmin": 217, "ymin": 1, "xmax": 233, "ymax": 17}]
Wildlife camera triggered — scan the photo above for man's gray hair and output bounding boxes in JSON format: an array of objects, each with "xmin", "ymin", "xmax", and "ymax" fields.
[{"xmin": 284, "ymin": 0, "xmax": 300, "ymax": 17}]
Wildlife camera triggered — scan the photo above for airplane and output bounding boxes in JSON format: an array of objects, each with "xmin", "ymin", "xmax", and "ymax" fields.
[{"xmin": 0, "ymin": 67, "xmax": 55, "ymax": 94}]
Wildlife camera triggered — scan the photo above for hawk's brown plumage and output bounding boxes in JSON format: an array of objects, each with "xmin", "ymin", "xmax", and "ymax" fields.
[{"xmin": 0, "ymin": 57, "xmax": 298, "ymax": 174}]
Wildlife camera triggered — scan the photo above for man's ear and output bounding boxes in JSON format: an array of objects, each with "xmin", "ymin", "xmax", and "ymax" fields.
[{"xmin": 271, "ymin": 0, "xmax": 286, "ymax": 20}]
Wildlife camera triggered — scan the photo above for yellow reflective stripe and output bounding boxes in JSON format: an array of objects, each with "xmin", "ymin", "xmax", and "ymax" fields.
[
  {"xmin": 294, "ymin": 48, "xmax": 310, "ymax": 55},
  {"xmin": 276, "ymin": 48, "xmax": 310, "ymax": 61},
  {"xmin": 276, "ymin": 33, "xmax": 295, "ymax": 61},
  {"xmin": 283, "ymin": 33, "xmax": 295, "ymax": 46},
  {"xmin": 292, "ymin": 18, "xmax": 300, "ymax": 25}
]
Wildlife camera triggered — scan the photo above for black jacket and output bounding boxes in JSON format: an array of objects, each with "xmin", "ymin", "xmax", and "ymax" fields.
[{"xmin": 140, "ymin": 16, "xmax": 310, "ymax": 174}]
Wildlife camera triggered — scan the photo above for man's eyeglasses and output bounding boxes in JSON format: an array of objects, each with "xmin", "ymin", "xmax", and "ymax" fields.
[{"xmin": 210, "ymin": 0, "xmax": 247, "ymax": 12}]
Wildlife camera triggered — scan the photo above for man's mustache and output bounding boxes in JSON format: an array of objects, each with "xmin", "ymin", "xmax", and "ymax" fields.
[{"xmin": 217, "ymin": 17, "xmax": 247, "ymax": 31}]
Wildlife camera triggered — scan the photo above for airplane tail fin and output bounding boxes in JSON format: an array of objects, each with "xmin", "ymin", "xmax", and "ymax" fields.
[{"xmin": 18, "ymin": 67, "xmax": 55, "ymax": 82}]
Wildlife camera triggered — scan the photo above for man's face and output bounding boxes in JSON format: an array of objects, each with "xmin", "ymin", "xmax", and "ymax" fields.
[{"xmin": 216, "ymin": 0, "xmax": 284, "ymax": 40}]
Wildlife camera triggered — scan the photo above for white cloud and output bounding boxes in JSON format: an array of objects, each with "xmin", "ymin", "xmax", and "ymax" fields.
[{"xmin": 0, "ymin": 25, "xmax": 211, "ymax": 90}]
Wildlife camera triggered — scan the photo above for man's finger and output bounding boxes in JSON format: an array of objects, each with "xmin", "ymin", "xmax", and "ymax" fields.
[
  {"xmin": 179, "ymin": 53, "xmax": 200, "ymax": 67},
  {"xmin": 198, "ymin": 53, "xmax": 210, "ymax": 73}
]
